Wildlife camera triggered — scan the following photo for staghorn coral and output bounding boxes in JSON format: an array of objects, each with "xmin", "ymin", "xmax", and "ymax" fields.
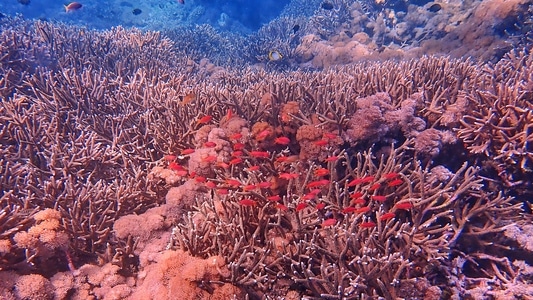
[
  {"xmin": 1, "ymin": 15, "xmax": 532, "ymax": 299},
  {"xmin": 457, "ymin": 51, "xmax": 533, "ymax": 193}
]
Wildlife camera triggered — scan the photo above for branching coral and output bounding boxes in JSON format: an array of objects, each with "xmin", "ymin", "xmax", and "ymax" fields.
[{"xmin": 1, "ymin": 15, "xmax": 532, "ymax": 299}]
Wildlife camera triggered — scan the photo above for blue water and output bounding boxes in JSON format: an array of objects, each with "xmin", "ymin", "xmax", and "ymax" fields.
[{"xmin": 0, "ymin": 0, "xmax": 291, "ymax": 32}]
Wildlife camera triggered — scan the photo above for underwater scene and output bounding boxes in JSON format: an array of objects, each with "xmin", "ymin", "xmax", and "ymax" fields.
[{"xmin": 0, "ymin": 0, "xmax": 532, "ymax": 299}]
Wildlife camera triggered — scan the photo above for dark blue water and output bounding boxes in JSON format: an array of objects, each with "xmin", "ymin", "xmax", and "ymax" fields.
[{"xmin": 0, "ymin": 0, "xmax": 291, "ymax": 32}]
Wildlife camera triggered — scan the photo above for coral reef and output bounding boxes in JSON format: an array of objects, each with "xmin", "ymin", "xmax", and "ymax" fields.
[{"xmin": 0, "ymin": 14, "xmax": 532, "ymax": 300}]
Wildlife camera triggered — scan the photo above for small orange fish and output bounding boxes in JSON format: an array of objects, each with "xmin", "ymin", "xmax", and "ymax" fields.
[
  {"xmin": 315, "ymin": 203, "xmax": 326, "ymax": 210},
  {"xmin": 204, "ymin": 141, "xmax": 217, "ymax": 148},
  {"xmin": 247, "ymin": 166, "xmax": 261, "ymax": 172},
  {"xmin": 64, "ymin": 2, "xmax": 82, "ymax": 12},
  {"xmin": 180, "ymin": 93, "xmax": 195, "ymax": 105}
]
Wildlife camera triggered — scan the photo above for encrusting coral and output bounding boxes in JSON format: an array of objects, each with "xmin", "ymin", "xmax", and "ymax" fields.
[{"xmin": 0, "ymin": 11, "xmax": 532, "ymax": 300}]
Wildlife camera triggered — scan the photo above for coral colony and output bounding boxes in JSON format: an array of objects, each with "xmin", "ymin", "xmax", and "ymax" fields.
[{"xmin": 0, "ymin": 0, "xmax": 533, "ymax": 299}]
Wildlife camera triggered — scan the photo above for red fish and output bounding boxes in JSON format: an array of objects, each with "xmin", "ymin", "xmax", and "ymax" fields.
[
  {"xmin": 230, "ymin": 133, "xmax": 243, "ymax": 141},
  {"xmin": 274, "ymin": 136, "xmax": 291, "ymax": 145},
  {"xmin": 307, "ymin": 179, "xmax": 329, "ymax": 189},
  {"xmin": 387, "ymin": 179, "xmax": 404, "ymax": 187},
  {"xmin": 197, "ymin": 115, "xmax": 213, "ymax": 124},
  {"xmin": 360, "ymin": 221, "xmax": 376, "ymax": 228},
  {"xmin": 204, "ymin": 141, "xmax": 217, "ymax": 148},
  {"xmin": 202, "ymin": 155, "xmax": 217, "ymax": 163},
  {"xmin": 395, "ymin": 202, "xmax": 413, "ymax": 210},
  {"xmin": 314, "ymin": 168, "xmax": 330, "ymax": 177},
  {"xmin": 64, "ymin": 2, "xmax": 82, "ymax": 12},
  {"xmin": 229, "ymin": 158, "xmax": 242, "ymax": 165},
  {"xmin": 368, "ymin": 183, "xmax": 381, "ymax": 191},
  {"xmin": 267, "ymin": 195, "xmax": 281, "ymax": 202},
  {"xmin": 243, "ymin": 184, "xmax": 257, "ymax": 191},
  {"xmin": 313, "ymin": 140, "xmax": 328, "ymax": 146},
  {"xmin": 342, "ymin": 207, "xmax": 356, "ymax": 214},
  {"xmin": 239, "ymin": 199, "xmax": 257, "ymax": 207},
  {"xmin": 379, "ymin": 212, "xmax": 396, "ymax": 221},
  {"xmin": 164, "ymin": 154, "xmax": 176, "ymax": 161},
  {"xmin": 355, "ymin": 206, "xmax": 371, "ymax": 213},
  {"xmin": 247, "ymin": 166, "xmax": 260, "ymax": 171},
  {"xmin": 225, "ymin": 179, "xmax": 241, "ymax": 187},
  {"xmin": 194, "ymin": 176, "xmax": 206, "ymax": 183},
  {"xmin": 181, "ymin": 148, "xmax": 195, "ymax": 155},
  {"xmin": 217, "ymin": 188, "xmax": 229, "ymax": 195},
  {"xmin": 324, "ymin": 155, "xmax": 340, "ymax": 162},
  {"xmin": 321, "ymin": 218, "xmax": 337, "ymax": 227},
  {"xmin": 279, "ymin": 173, "xmax": 299, "ymax": 180},
  {"xmin": 315, "ymin": 203, "xmax": 325, "ymax": 210},
  {"xmin": 250, "ymin": 151, "xmax": 270, "ymax": 158},
  {"xmin": 205, "ymin": 181, "xmax": 217, "ymax": 189},
  {"xmin": 296, "ymin": 203, "xmax": 307, "ymax": 212},
  {"xmin": 257, "ymin": 181, "xmax": 272, "ymax": 188},
  {"xmin": 276, "ymin": 203, "xmax": 288, "ymax": 211},
  {"xmin": 371, "ymin": 195, "xmax": 387, "ymax": 202},
  {"xmin": 383, "ymin": 172, "xmax": 400, "ymax": 179}
]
